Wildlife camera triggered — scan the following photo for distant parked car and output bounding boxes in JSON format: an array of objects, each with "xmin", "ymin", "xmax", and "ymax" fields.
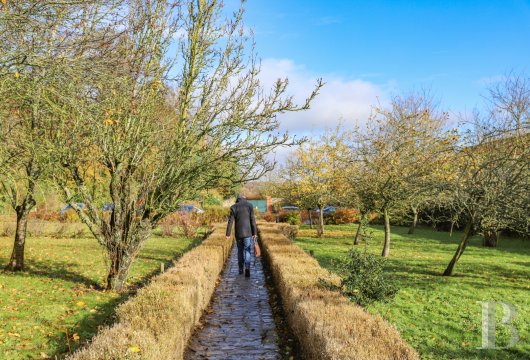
[
  {"xmin": 178, "ymin": 204, "xmax": 205, "ymax": 214},
  {"xmin": 314, "ymin": 206, "xmax": 336, "ymax": 214},
  {"xmin": 101, "ymin": 203, "xmax": 114, "ymax": 211},
  {"xmin": 59, "ymin": 203, "xmax": 84, "ymax": 215},
  {"xmin": 281, "ymin": 205, "xmax": 300, "ymax": 211}
]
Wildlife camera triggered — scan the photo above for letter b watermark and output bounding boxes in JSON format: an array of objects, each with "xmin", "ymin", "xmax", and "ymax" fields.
[{"xmin": 477, "ymin": 301, "xmax": 519, "ymax": 349}]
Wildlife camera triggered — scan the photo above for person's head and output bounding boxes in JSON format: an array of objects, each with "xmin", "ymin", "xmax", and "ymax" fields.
[{"xmin": 236, "ymin": 193, "xmax": 246, "ymax": 202}]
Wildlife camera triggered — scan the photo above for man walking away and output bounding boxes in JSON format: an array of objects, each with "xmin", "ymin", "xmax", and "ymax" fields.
[{"xmin": 226, "ymin": 194, "xmax": 257, "ymax": 277}]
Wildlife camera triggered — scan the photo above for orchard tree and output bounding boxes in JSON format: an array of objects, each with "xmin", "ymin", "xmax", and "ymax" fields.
[
  {"xmin": 0, "ymin": 1, "xmax": 116, "ymax": 271},
  {"xmin": 51, "ymin": 0, "xmax": 322, "ymax": 290},
  {"xmin": 443, "ymin": 74, "xmax": 529, "ymax": 275},
  {"xmin": 277, "ymin": 129, "xmax": 345, "ymax": 236},
  {"xmin": 352, "ymin": 93, "xmax": 455, "ymax": 257}
]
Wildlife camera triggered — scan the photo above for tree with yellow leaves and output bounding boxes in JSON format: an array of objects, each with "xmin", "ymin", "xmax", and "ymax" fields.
[
  {"xmin": 350, "ymin": 92, "xmax": 455, "ymax": 257},
  {"xmin": 277, "ymin": 128, "xmax": 346, "ymax": 236},
  {"xmin": 0, "ymin": 1, "xmax": 118, "ymax": 271}
]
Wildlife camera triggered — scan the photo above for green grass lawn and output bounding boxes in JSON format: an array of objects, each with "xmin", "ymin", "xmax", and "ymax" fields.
[
  {"xmin": 294, "ymin": 224, "xmax": 530, "ymax": 360},
  {"xmin": 0, "ymin": 231, "xmax": 198, "ymax": 359}
]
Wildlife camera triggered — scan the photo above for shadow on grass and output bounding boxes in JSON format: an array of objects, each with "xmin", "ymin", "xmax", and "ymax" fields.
[
  {"xmin": 48, "ymin": 232, "xmax": 207, "ymax": 359},
  {"xmin": 48, "ymin": 291, "xmax": 127, "ymax": 359},
  {"xmin": 2, "ymin": 260, "xmax": 103, "ymax": 289}
]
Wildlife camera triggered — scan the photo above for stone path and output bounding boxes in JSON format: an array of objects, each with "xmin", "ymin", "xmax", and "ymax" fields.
[{"xmin": 184, "ymin": 242, "xmax": 280, "ymax": 360}]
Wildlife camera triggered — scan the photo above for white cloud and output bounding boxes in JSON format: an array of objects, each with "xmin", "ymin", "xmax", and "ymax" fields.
[
  {"xmin": 256, "ymin": 58, "xmax": 396, "ymax": 166},
  {"xmin": 258, "ymin": 58, "xmax": 393, "ymax": 135}
]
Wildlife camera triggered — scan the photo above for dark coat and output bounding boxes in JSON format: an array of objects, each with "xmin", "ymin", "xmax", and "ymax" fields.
[{"xmin": 226, "ymin": 198, "xmax": 257, "ymax": 239}]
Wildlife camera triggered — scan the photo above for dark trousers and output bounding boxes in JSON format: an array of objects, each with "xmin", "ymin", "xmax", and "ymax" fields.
[{"xmin": 236, "ymin": 236, "xmax": 254, "ymax": 269}]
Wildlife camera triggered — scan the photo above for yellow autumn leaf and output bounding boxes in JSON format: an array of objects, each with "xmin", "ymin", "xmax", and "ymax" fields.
[
  {"xmin": 40, "ymin": 352, "xmax": 47, "ymax": 359},
  {"xmin": 72, "ymin": 333, "xmax": 80, "ymax": 342},
  {"xmin": 15, "ymin": 71, "xmax": 20, "ymax": 78},
  {"xmin": 76, "ymin": 301, "xmax": 86, "ymax": 307},
  {"xmin": 128, "ymin": 345, "xmax": 141, "ymax": 353}
]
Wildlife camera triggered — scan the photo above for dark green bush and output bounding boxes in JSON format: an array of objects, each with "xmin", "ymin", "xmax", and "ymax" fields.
[
  {"xmin": 332, "ymin": 249, "xmax": 398, "ymax": 307},
  {"xmin": 286, "ymin": 212, "xmax": 300, "ymax": 225},
  {"xmin": 203, "ymin": 193, "xmax": 222, "ymax": 206},
  {"xmin": 278, "ymin": 210, "xmax": 300, "ymax": 225}
]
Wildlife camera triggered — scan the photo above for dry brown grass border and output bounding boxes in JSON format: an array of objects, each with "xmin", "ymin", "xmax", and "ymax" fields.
[
  {"xmin": 258, "ymin": 222, "xmax": 419, "ymax": 360},
  {"xmin": 68, "ymin": 225, "xmax": 232, "ymax": 360}
]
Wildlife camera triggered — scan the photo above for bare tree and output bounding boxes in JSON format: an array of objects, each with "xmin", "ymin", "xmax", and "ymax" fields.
[
  {"xmin": 50, "ymin": 0, "xmax": 322, "ymax": 290},
  {"xmin": 443, "ymin": 73, "xmax": 529, "ymax": 275}
]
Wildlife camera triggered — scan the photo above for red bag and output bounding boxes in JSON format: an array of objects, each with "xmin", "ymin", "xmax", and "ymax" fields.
[{"xmin": 254, "ymin": 239, "xmax": 261, "ymax": 257}]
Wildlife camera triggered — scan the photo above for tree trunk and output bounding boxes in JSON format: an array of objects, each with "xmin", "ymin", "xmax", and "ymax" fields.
[
  {"xmin": 106, "ymin": 246, "xmax": 135, "ymax": 291},
  {"xmin": 308, "ymin": 209, "xmax": 313, "ymax": 229},
  {"xmin": 354, "ymin": 221, "xmax": 362, "ymax": 245},
  {"xmin": 102, "ymin": 220, "xmax": 151, "ymax": 291},
  {"xmin": 408, "ymin": 207, "xmax": 418, "ymax": 234},
  {"xmin": 483, "ymin": 228, "xmax": 498, "ymax": 247},
  {"xmin": 317, "ymin": 205, "xmax": 324, "ymax": 237},
  {"xmin": 5, "ymin": 198, "xmax": 35, "ymax": 272},
  {"xmin": 381, "ymin": 208, "xmax": 391, "ymax": 257},
  {"xmin": 443, "ymin": 221, "xmax": 473, "ymax": 276}
]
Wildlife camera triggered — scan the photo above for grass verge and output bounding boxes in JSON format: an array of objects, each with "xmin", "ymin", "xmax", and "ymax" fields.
[
  {"xmin": 0, "ymin": 230, "xmax": 197, "ymax": 359},
  {"xmin": 294, "ymin": 224, "xmax": 530, "ymax": 360},
  {"xmin": 259, "ymin": 222, "xmax": 419, "ymax": 360},
  {"xmin": 68, "ymin": 224, "xmax": 232, "ymax": 360}
]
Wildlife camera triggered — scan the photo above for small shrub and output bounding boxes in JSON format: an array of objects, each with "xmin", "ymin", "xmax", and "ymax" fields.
[
  {"xmin": 159, "ymin": 213, "xmax": 180, "ymax": 237},
  {"xmin": 52, "ymin": 223, "xmax": 68, "ymax": 238},
  {"xmin": 60, "ymin": 208, "xmax": 80, "ymax": 223},
  {"xmin": 176, "ymin": 213, "xmax": 203, "ymax": 238},
  {"xmin": 203, "ymin": 194, "xmax": 221, "ymax": 206},
  {"xmin": 203, "ymin": 206, "xmax": 230, "ymax": 225},
  {"xmin": 333, "ymin": 249, "xmax": 398, "ymax": 307},
  {"xmin": 277, "ymin": 210, "xmax": 300, "ymax": 225},
  {"xmin": 27, "ymin": 220, "xmax": 46, "ymax": 237},
  {"xmin": 278, "ymin": 223, "xmax": 298, "ymax": 240},
  {"xmin": 260, "ymin": 212, "xmax": 276, "ymax": 222},
  {"xmin": 286, "ymin": 212, "xmax": 301, "ymax": 225},
  {"xmin": 160, "ymin": 221, "xmax": 175, "ymax": 237},
  {"xmin": 300, "ymin": 210, "xmax": 316, "ymax": 225},
  {"xmin": 70, "ymin": 224, "xmax": 86, "ymax": 238},
  {"xmin": 323, "ymin": 208, "xmax": 358, "ymax": 225},
  {"xmin": 0, "ymin": 222, "xmax": 15, "ymax": 237},
  {"xmin": 29, "ymin": 209, "xmax": 61, "ymax": 222}
]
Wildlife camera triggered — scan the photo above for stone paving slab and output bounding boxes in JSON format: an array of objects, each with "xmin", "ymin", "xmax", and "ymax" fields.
[{"xmin": 184, "ymin": 241, "xmax": 280, "ymax": 360}]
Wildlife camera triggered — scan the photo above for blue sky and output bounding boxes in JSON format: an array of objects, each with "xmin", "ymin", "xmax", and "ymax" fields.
[{"xmin": 226, "ymin": 0, "xmax": 530, "ymax": 135}]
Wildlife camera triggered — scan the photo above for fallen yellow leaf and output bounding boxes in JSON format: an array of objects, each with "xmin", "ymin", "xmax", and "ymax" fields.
[
  {"xmin": 40, "ymin": 352, "xmax": 47, "ymax": 358},
  {"xmin": 128, "ymin": 345, "xmax": 141, "ymax": 353},
  {"xmin": 76, "ymin": 301, "xmax": 86, "ymax": 307},
  {"xmin": 72, "ymin": 333, "xmax": 80, "ymax": 342}
]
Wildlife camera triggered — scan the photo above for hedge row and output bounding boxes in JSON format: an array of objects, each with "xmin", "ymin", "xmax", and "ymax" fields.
[
  {"xmin": 258, "ymin": 223, "xmax": 419, "ymax": 360},
  {"xmin": 69, "ymin": 225, "xmax": 232, "ymax": 360}
]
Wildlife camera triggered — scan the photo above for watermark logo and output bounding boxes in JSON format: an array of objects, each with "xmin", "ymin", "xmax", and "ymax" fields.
[{"xmin": 477, "ymin": 301, "xmax": 519, "ymax": 349}]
